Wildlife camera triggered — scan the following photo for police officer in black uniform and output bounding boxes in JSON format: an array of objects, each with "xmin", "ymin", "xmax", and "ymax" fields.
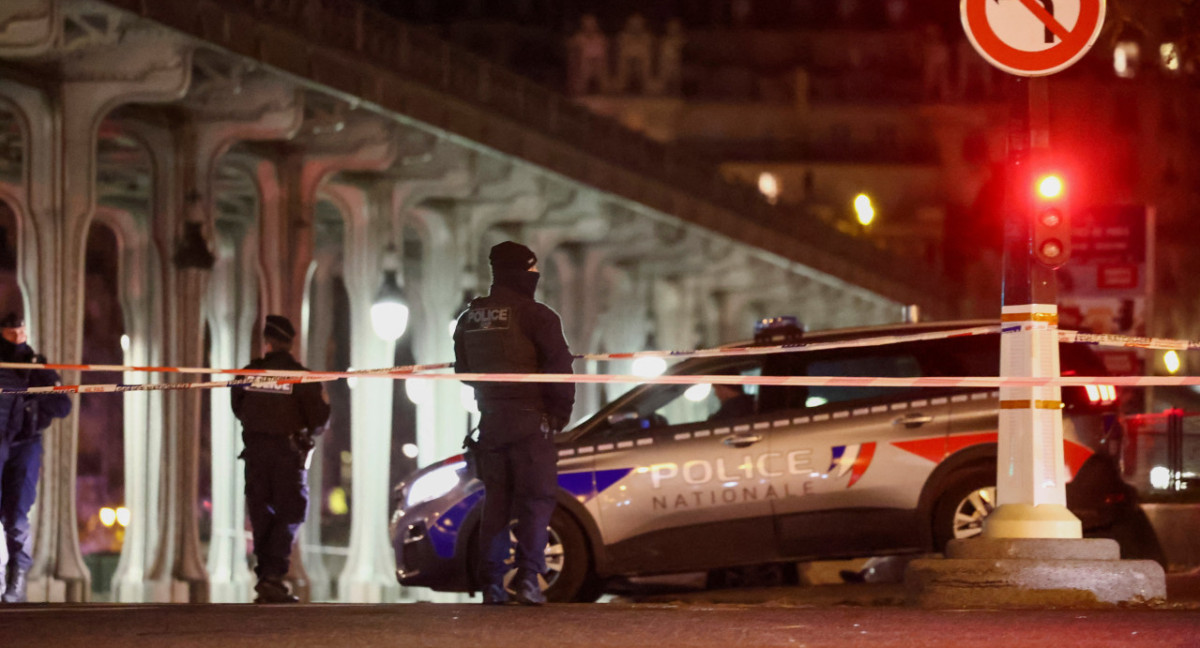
[
  {"xmin": 453, "ymin": 241, "xmax": 575, "ymax": 606},
  {"xmin": 0, "ymin": 313, "xmax": 70, "ymax": 603},
  {"xmin": 231, "ymin": 315, "xmax": 330, "ymax": 604}
]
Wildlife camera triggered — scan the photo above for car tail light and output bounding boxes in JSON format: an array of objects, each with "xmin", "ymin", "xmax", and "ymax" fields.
[{"xmin": 1083, "ymin": 384, "xmax": 1117, "ymax": 406}]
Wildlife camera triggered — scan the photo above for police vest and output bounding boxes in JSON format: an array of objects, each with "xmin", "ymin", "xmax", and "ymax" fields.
[{"xmin": 459, "ymin": 295, "xmax": 541, "ymax": 405}]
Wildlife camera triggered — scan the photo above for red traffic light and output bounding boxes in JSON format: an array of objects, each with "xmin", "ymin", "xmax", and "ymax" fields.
[
  {"xmin": 1037, "ymin": 174, "xmax": 1064, "ymax": 200},
  {"xmin": 1033, "ymin": 173, "xmax": 1070, "ymax": 268}
]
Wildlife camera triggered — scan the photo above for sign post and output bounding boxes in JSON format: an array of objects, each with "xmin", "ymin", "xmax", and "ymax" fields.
[
  {"xmin": 961, "ymin": 0, "xmax": 1106, "ymax": 539},
  {"xmin": 909, "ymin": 3, "xmax": 1163, "ymax": 607}
]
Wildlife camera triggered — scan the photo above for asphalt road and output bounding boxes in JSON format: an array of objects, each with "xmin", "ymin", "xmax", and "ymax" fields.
[{"xmin": 1, "ymin": 598, "xmax": 1198, "ymax": 648}]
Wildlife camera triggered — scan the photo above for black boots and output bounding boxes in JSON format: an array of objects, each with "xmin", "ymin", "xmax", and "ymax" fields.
[
  {"xmin": 253, "ymin": 578, "xmax": 299, "ymax": 604},
  {"xmin": 2, "ymin": 570, "xmax": 27, "ymax": 603},
  {"xmin": 481, "ymin": 572, "xmax": 546, "ymax": 606},
  {"xmin": 511, "ymin": 570, "xmax": 546, "ymax": 606},
  {"xmin": 481, "ymin": 583, "xmax": 510, "ymax": 605}
]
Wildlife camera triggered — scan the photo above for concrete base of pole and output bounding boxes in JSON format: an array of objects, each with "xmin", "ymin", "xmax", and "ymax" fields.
[
  {"xmin": 984, "ymin": 503, "xmax": 1082, "ymax": 539},
  {"xmin": 905, "ymin": 538, "xmax": 1166, "ymax": 609}
]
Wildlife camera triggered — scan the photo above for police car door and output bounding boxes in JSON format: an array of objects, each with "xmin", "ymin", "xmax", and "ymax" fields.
[
  {"xmin": 587, "ymin": 360, "xmax": 779, "ymax": 575},
  {"xmin": 763, "ymin": 343, "xmax": 952, "ymax": 558}
]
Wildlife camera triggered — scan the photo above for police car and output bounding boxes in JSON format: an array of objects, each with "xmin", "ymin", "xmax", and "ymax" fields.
[{"xmin": 390, "ymin": 320, "xmax": 1151, "ymax": 602}]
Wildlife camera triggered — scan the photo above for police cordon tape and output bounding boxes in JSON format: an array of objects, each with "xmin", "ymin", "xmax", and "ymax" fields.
[
  {"xmin": 1057, "ymin": 329, "xmax": 1196, "ymax": 351},
  {"xmin": 5, "ymin": 371, "xmax": 1200, "ymax": 397},
  {"xmin": 0, "ymin": 324, "xmax": 1006, "ymax": 380},
  {"xmin": 1, "ymin": 325, "xmax": 1197, "ymax": 396}
]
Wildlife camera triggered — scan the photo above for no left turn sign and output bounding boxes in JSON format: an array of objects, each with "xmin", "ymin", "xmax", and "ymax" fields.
[{"xmin": 961, "ymin": 0, "xmax": 1107, "ymax": 77}]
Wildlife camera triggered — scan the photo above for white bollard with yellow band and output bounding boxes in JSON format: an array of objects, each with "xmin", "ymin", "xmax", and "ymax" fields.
[{"xmin": 988, "ymin": 303, "xmax": 1081, "ymax": 539}]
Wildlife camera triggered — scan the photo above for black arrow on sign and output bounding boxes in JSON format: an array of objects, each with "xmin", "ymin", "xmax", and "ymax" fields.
[{"xmin": 992, "ymin": 0, "xmax": 1060, "ymax": 44}]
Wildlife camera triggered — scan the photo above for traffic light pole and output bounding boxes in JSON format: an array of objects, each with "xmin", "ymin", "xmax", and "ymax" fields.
[
  {"xmin": 987, "ymin": 75, "xmax": 1082, "ymax": 539},
  {"xmin": 907, "ymin": 3, "xmax": 1164, "ymax": 607}
]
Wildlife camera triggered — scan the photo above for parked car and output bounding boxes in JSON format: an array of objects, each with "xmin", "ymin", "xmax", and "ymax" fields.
[{"xmin": 390, "ymin": 319, "xmax": 1157, "ymax": 602}]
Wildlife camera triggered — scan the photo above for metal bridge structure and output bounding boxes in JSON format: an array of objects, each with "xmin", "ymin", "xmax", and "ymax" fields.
[{"xmin": 0, "ymin": 0, "xmax": 950, "ymax": 603}]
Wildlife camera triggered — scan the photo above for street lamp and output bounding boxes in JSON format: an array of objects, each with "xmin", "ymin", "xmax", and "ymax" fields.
[
  {"xmin": 371, "ymin": 245, "xmax": 409, "ymax": 341},
  {"xmin": 853, "ymin": 193, "xmax": 875, "ymax": 227},
  {"xmin": 1165, "ymin": 350, "xmax": 1181, "ymax": 375}
]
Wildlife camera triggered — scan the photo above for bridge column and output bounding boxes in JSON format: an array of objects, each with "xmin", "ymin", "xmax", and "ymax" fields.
[
  {"xmin": 178, "ymin": 74, "xmax": 302, "ymax": 604},
  {"xmin": 100, "ymin": 120, "xmax": 171, "ymax": 603},
  {"xmin": 597, "ymin": 268, "xmax": 650, "ymax": 401},
  {"xmin": 406, "ymin": 203, "xmax": 467, "ymax": 471},
  {"xmin": 0, "ymin": 28, "xmax": 191, "ymax": 601},
  {"xmin": 321, "ymin": 181, "xmax": 400, "ymax": 603},
  {"xmin": 268, "ymin": 118, "xmax": 394, "ymax": 602}
]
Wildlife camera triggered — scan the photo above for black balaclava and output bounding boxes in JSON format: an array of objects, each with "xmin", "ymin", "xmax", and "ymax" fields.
[
  {"xmin": 489, "ymin": 241, "xmax": 539, "ymax": 298},
  {"xmin": 0, "ymin": 311, "xmax": 26, "ymax": 360}
]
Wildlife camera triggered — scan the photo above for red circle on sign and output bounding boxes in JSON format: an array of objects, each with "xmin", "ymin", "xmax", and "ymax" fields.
[{"xmin": 963, "ymin": 0, "xmax": 1104, "ymax": 76}]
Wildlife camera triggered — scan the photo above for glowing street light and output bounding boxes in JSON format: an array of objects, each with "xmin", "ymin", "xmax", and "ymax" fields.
[
  {"xmin": 1165, "ymin": 350, "xmax": 1181, "ymax": 374},
  {"xmin": 757, "ymin": 172, "xmax": 780, "ymax": 204},
  {"xmin": 371, "ymin": 245, "xmax": 409, "ymax": 341},
  {"xmin": 853, "ymin": 193, "xmax": 875, "ymax": 226},
  {"xmin": 632, "ymin": 356, "xmax": 667, "ymax": 378}
]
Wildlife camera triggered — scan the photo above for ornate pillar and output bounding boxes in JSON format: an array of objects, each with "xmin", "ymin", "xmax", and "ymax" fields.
[
  {"xmin": 177, "ymin": 70, "xmax": 302, "ymax": 604},
  {"xmin": 103, "ymin": 119, "xmax": 170, "ymax": 603},
  {"xmin": 203, "ymin": 216, "xmax": 259, "ymax": 603},
  {"xmin": 405, "ymin": 203, "xmax": 466, "ymax": 475},
  {"xmin": 324, "ymin": 181, "xmax": 400, "ymax": 603},
  {"xmin": 301, "ymin": 229, "xmax": 338, "ymax": 602},
  {"xmin": 0, "ymin": 22, "xmax": 191, "ymax": 601},
  {"xmin": 268, "ymin": 117, "xmax": 394, "ymax": 602}
]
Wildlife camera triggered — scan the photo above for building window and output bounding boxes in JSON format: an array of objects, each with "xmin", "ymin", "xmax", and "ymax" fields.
[
  {"xmin": 1113, "ymin": 41, "xmax": 1139, "ymax": 78},
  {"xmin": 1160, "ymin": 42, "xmax": 1181, "ymax": 73},
  {"xmin": 757, "ymin": 172, "xmax": 781, "ymax": 205}
]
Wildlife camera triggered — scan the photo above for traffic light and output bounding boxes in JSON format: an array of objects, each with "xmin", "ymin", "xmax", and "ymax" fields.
[{"xmin": 1032, "ymin": 172, "xmax": 1070, "ymax": 267}]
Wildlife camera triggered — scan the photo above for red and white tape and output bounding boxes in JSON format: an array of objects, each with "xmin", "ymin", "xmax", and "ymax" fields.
[
  {"xmin": 1057, "ymin": 330, "xmax": 1196, "ymax": 351},
  {"xmin": 0, "ymin": 325, "xmax": 1005, "ymax": 379},
  {"xmin": 5, "ymin": 371, "xmax": 1197, "ymax": 397},
  {"xmin": 1, "ymin": 326, "xmax": 1195, "ymax": 395}
]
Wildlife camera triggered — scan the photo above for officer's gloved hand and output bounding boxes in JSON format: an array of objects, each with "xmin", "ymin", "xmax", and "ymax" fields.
[
  {"xmin": 544, "ymin": 414, "xmax": 568, "ymax": 435},
  {"xmin": 290, "ymin": 429, "xmax": 316, "ymax": 455}
]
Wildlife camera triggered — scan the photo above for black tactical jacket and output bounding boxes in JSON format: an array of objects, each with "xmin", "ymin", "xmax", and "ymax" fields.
[
  {"xmin": 231, "ymin": 351, "xmax": 331, "ymax": 437},
  {"xmin": 0, "ymin": 341, "xmax": 70, "ymax": 445},
  {"xmin": 453, "ymin": 284, "xmax": 575, "ymax": 421}
]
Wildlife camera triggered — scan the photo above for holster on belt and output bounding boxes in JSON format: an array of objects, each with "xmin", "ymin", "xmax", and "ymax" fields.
[{"xmin": 289, "ymin": 429, "xmax": 317, "ymax": 470}]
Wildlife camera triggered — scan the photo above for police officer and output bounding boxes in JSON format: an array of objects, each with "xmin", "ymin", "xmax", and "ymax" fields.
[
  {"xmin": 231, "ymin": 315, "xmax": 330, "ymax": 604},
  {"xmin": 709, "ymin": 383, "xmax": 755, "ymax": 422},
  {"xmin": 0, "ymin": 313, "xmax": 70, "ymax": 603},
  {"xmin": 453, "ymin": 241, "xmax": 575, "ymax": 606}
]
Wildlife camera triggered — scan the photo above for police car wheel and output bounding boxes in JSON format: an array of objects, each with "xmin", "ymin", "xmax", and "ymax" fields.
[{"xmin": 931, "ymin": 468, "xmax": 996, "ymax": 552}]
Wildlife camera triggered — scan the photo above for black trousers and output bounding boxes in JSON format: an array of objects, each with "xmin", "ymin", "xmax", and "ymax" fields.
[
  {"xmin": 0, "ymin": 438, "xmax": 41, "ymax": 573},
  {"xmin": 476, "ymin": 408, "xmax": 558, "ymax": 587},
  {"xmin": 242, "ymin": 435, "xmax": 308, "ymax": 580}
]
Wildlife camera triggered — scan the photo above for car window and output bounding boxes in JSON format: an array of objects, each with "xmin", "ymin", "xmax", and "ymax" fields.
[
  {"xmin": 758, "ymin": 343, "xmax": 926, "ymax": 413},
  {"xmin": 585, "ymin": 360, "xmax": 762, "ymax": 441},
  {"xmin": 805, "ymin": 353, "xmax": 922, "ymax": 406}
]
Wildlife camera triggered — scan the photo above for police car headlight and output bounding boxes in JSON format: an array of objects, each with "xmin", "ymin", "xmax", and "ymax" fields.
[{"xmin": 405, "ymin": 460, "xmax": 467, "ymax": 507}]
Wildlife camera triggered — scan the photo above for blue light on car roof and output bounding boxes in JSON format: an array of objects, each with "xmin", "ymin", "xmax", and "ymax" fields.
[
  {"xmin": 754, "ymin": 316, "xmax": 805, "ymax": 344},
  {"xmin": 755, "ymin": 316, "xmax": 802, "ymax": 334}
]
